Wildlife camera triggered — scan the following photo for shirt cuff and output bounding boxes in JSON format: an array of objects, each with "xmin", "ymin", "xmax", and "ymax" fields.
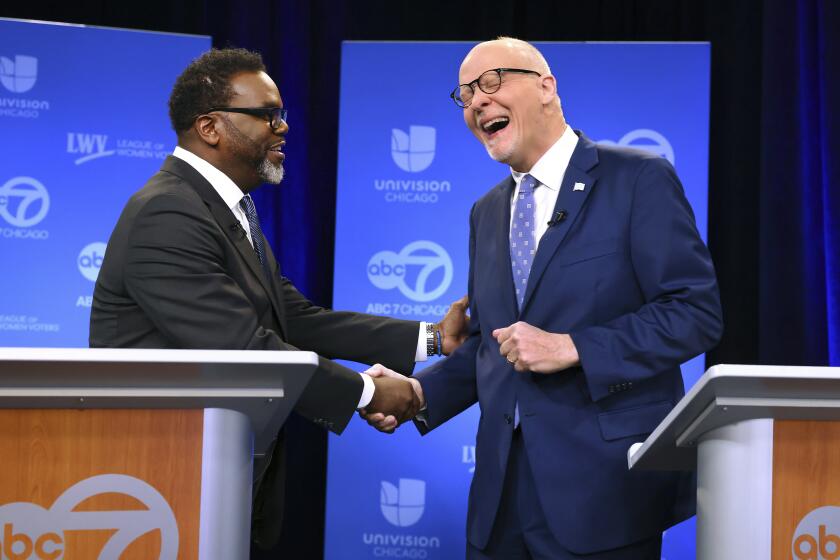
[
  {"xmin": 357, "ymin": 372, "xmax": 375, "ymax": 409},
  {"xmin": 415, "ymin": 321, "xmax": 428, "ymax": 362},
  {"xmin": 414, "ymin": 408, "xmax": 430, "ymax": 427}
]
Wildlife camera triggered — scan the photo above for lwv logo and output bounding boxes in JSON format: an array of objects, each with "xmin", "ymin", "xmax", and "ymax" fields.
[
  {"xmin": 0, "ymin": 55, "xmax": 38, "ymax": 93},
  {"xmin": 67, "ymin": 133, "xmax": 115, "ymax": 165},
  {"xmin": 391, "ymin": 126, "xmax": 435, "ymax": 172},
  {"xmin": 380, "ymin": 478, "xmax": 425, "ymax": 528}
]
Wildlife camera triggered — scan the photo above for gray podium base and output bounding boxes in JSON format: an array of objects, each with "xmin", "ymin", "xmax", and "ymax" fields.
[
  {"xmin": 199, "ymin": 408, "xmax": 254, "ymax": 560},
  {"xmin": 696, "ymin": 418, "xmax": 773, "ymax": 560}
]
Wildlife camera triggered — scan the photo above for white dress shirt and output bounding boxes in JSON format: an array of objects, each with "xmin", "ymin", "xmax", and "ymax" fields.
[
  {"xmin": 509, "ymin": 125, "xmax": 580, "ymax": 246},
  {"xmin": 172, "ymin": 147, "xmax": 427, "ymax": 408}
]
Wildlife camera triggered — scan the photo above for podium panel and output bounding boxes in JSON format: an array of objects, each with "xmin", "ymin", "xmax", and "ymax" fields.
[
  {"xmin": 629, "ymin": 365, "xmax": 840, "ymax": 560},
  {"xmin": 0, "ymin": 348, "xmax": 319, "ymax": 559},
  {"xmin": 0, "ymin": 409, "xmax": 202, "ymax": 559},
  {"xmin": 772, "ymin": 420, "xmax": 840, "ymax": 559}
]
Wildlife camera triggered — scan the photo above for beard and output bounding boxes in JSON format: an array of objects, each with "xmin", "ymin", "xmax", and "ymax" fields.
[
  {"xmin": 257, "ymin": 156, "xmax": 284, "ymax": 184},
  {"xmin": 222, "ymin": 116, "xmax": 285, "ymax": 184}
]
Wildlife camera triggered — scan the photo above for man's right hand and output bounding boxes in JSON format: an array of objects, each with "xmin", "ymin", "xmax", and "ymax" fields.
[
  {"xmin": 361, "ymin": 364, "xmax": 425, "ymax": 433},
  {"xmin": 365, "ymin": 371, "xmax": 421, "ymax": 427}
]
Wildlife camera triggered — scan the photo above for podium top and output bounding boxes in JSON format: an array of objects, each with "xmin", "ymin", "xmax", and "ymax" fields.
[
  {"xmin": 0, "ymin": 346, "xmax": 319, "ymax": 365},
  {"xmin": 0, "ymin": 347, "xmax": 320, "ymax": 451},
  {"xmin": 627, "ymin": 363, "xmax": 840, "ymax": 471}
]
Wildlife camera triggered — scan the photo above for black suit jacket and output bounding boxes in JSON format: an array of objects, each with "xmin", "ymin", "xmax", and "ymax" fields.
[
  {"xmin": 91, "ymin": 155, "xmax": 418, "ymax": 426},
  {"xmin": 90, "ymin": 155, "xmax": 419, "ymax": 546}
]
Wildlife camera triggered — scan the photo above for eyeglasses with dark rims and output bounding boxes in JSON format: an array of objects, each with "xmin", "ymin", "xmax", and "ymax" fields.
[
  {"xmin": 205, "ymin": 106, "xmax": 288, "ymax": 130},
  {"xmin": 450, "ymin": 68, "xmax": 542, "ymax": 108}
]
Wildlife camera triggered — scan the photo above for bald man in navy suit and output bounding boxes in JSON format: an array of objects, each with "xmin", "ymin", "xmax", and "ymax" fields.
[{"xmin": 363, "ymin": 38, "xmax": 722, "ymax": 559}]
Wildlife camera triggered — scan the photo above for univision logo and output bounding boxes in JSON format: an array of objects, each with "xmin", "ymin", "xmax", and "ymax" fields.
[
  {"xmin": 793, "ymin": 505, "xmax": 840, "ymax": 560},
  {"xmin": 391, "ymin": 126, "xmax": 435, "ymax": 172},
  {"xmin": 0, "ymin": 55, "xmax": 38, "ymax": 94},
  {"xmin": 380, "ymin": 479, "xmax": 425, "ymax": 528}
]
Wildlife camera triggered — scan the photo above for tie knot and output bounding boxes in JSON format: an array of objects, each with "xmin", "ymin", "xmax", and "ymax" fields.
[{"xmin": 520, "ymin": 174, "xmax": 538, "ymax": 194}]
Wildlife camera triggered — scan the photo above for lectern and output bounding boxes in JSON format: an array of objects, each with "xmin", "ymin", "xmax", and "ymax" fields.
[
  {"xmin": 0, "ymin": 347, "xmax": 317, "ymax": 560},
  {"xmin": 628, "ymin": 364, "xmax": 840, "ymax": 560}
]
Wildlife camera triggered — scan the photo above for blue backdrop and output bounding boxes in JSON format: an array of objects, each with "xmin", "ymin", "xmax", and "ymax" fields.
[
  {"xmin": 0, "ymin": 18, "xmax": 209, "ymax": 345},
  {"xmin": 325, "ymin": 41, "xmax": 709, "ymax": 560}
]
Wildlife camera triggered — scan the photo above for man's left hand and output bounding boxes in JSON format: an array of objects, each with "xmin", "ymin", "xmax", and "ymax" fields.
[
  {"xmin": 492, "ymin": 321, "xmax": 580, "ymax": 373},
  {"xmin": 438, "ymin": 295, "xmax": 469, "ymax": 355}
]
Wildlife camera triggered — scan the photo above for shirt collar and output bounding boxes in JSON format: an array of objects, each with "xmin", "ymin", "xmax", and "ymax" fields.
[
  {"xmin": 510, "ymin": 125, "xmax": 579, "ymax": 191},
  {"xmin": 172, "ymin": 146, "xmax": 245, "ymax": 211}
]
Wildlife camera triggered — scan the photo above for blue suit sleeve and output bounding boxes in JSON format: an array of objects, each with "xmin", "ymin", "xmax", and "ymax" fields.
[{"xmin": 570, "ymin": 157, "xmax": 723, "ymax": 401}]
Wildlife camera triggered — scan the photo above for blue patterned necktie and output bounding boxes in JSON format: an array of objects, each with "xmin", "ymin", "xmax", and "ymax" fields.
[
  {"xmin": 510, "ymin": 174, "xmax": 539, "ymax": 310},
  {"xmin": 239, "ymin": 194, "xmax": 271, "ymax": 279}
]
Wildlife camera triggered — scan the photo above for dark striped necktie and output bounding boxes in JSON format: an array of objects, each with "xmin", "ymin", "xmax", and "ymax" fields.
[{"xmin": 239, "ymin": 194, "xmax": 271, "ymax": 279}]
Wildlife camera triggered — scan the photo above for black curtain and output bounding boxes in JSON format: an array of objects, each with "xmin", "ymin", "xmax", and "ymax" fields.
[
  {"xmin": 759, "ymin": 0, "xmax": 840, "ymax": 366},
  {"xmin": 4, "ymin": 1, "xmax": 838, "ymax": 557}
]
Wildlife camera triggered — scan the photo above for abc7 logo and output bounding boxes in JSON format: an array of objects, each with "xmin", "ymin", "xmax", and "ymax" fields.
[
  {"xmin": 0, "ymin": 474, "xmax": 178, "ymax": 559},
  {"xmin": 794, "ymin": 506, "xmax": 840, "ymax": 560},
  {"xmin": 0, "ymin": 177, "xmax": 50, "ymax": 228},
  {"xmin": 598, "ymin": 129, "xmax": 675, "ymax": 166},
  {"xmin": 367, "ymin": 241, "xmax": 453, "ymax": 302},
  {"xmin": 77, "ymin": 242, "xmax": 107, "ymax": 282}
]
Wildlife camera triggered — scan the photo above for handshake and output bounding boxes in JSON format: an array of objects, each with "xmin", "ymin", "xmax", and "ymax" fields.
[
  {"xmin": 360, "ymin": 364, "xmax": 425, "ymax": 433},
  {"xmin": 359, "ymin": 294, "xmax": 468, "ymax": 433}
]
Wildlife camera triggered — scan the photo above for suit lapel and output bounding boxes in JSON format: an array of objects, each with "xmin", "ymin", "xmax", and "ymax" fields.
[
  {"xmin": 494, "ymin": 177, "xmax": 520, "ymax": 320},
  {"xmin": 521, "ymin": 133, "xmax": 599, "ymax": 314},
  {"xmin": 161, "ymin": 156, "xmax": 288, "ymax": 336}
]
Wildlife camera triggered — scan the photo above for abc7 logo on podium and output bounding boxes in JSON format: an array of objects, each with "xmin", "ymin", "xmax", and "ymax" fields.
[
  {"xmin": 794, "ymin": 506, "xmax": 840, "ymax": 560},
  {"xmin": 0, "ymin": 474, "xmax": 178, "ymax": 559}
]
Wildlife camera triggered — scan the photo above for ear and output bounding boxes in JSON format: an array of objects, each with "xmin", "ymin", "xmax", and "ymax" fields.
[
  {"xmin": 539, "ymin": 74, "xmax": 558, "ymax": 105},
  {"xmin": 193, "ymin": 114, "xmax": 221, "ymax": 147}
]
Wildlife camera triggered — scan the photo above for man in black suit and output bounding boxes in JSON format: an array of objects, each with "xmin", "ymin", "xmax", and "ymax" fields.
[{"xmin": 89, "ymin": 47, "xmax": 466, "ymax": 548}]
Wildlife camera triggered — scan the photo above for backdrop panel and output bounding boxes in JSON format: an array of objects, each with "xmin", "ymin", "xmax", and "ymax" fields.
[
  {"xmin": 326, "ymin": 41, "xmax": 709, "ymax": 560},
  {"xmin": 0, "ymin": 18, "xmax": 210, "ymax": 347}
]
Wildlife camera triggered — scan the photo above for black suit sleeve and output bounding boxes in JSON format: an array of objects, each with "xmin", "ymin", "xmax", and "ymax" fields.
[
  {"xmin": 120, "ymin": 191, "xmax": 394, "ymax": 433},
  {"xmin": 278, "ymin": 276, "xmax": 420, "ymax": 375}
]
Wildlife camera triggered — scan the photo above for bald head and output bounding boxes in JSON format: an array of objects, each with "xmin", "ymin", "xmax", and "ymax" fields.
[
  {"xmin": 457, "ymin": 37, "xmax": 566, "ymax": 172},
  {"xmin": 461, "ymin": 37, "xmax": 552, "ymax": 77}
]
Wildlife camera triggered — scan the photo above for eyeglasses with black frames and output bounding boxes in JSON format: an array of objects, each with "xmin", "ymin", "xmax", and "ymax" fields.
[
  {"xmin": 450, "ymin": 68, "xmax": 542, "ymax": 108},
  {"xmin": 206, "ymin": 106, "xmax": 288, "ymax": 130}
]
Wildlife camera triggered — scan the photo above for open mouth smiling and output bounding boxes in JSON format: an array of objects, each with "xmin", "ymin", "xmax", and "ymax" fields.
[
  {"xmin": 268, "ymin": 142, "xmax": 285, "ymax": 162},
  {"xmin": 481, "ymin": 116, "xmax": 510, "ymax": 137}
]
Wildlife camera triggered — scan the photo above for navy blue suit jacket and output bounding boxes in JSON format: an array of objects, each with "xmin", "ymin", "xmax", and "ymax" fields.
[{"xmin": 415, "ymin": 132, "xmax": 722, "ymax": 554}]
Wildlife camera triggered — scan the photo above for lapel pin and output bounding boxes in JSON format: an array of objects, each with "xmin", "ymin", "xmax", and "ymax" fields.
[{"xmin": 573, "ymin": 182, "xmax": 585, "ymax": 192}]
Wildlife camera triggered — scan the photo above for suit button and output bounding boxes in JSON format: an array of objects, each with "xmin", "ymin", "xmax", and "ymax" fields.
[{"xmin": 504, "ymin": 414, "xmax": 512, "ymax": 424}]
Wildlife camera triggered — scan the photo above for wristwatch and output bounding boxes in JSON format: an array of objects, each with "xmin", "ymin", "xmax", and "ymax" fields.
[{"xmin": 425, "ymin": 323, "xmax": 441, "ymax": 356}]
